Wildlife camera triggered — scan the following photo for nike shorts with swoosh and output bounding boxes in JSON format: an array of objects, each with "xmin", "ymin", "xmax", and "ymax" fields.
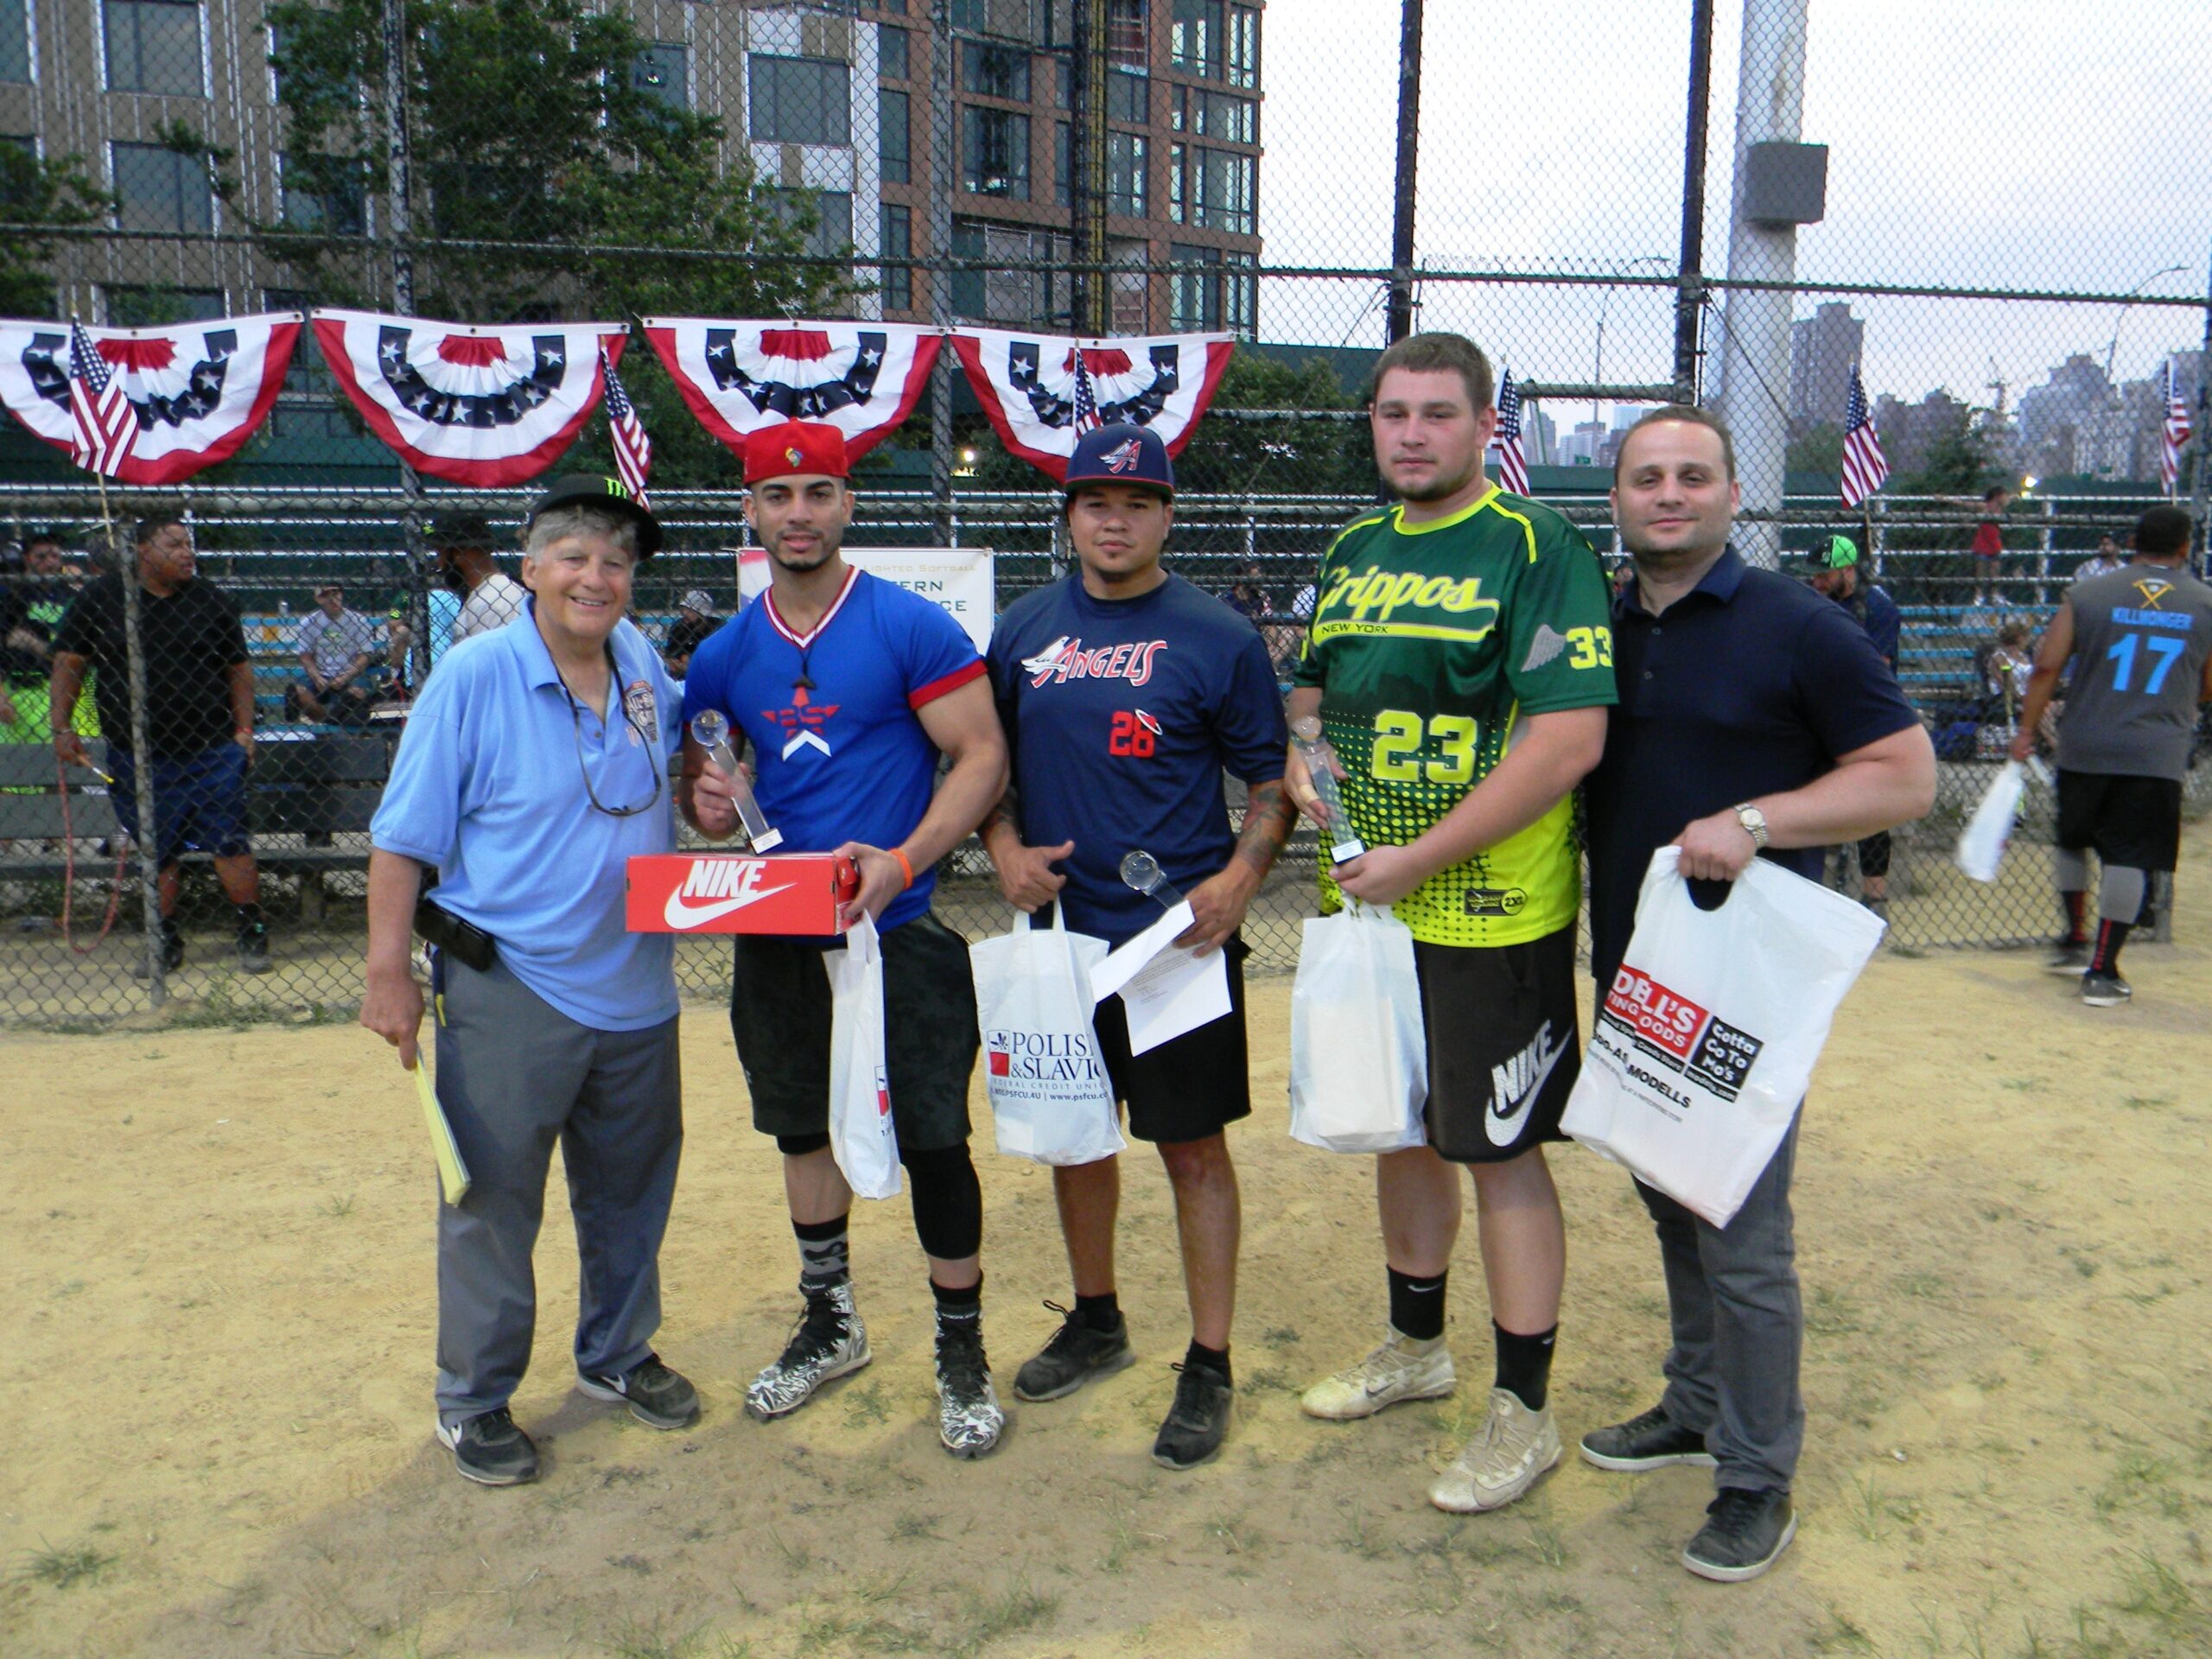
[
  {"xmin": 728, "ymin": 912, "xmax": 978, "ymax": 1153},
  {"xmin": 1414, "ymin": 925, "xmax": 1580, "ymax": 1164}
]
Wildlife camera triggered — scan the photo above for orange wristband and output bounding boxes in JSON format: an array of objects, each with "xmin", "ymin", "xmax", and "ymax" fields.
[{"xmin": 890, "ymin": 848, "xmax": 915, "ymax": 891}]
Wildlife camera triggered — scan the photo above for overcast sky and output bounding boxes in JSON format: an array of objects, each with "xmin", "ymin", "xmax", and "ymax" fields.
[{"xmin": 1257, "ymin": 0, "xmax": 2210, "ymax": 417}]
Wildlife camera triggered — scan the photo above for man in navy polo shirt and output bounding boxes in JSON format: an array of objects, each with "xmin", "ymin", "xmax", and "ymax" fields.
[
  {"xmin": 678, "ymin": 421, "xmax": 1012, "ymax": 1459},
  {"xmin": 363, "ymin": 476, "xmax": 718, "ymax": 1487},
  {"xmin": 982, "ymin": 422, "xmax": 1295, "ymax": 1471},
  {"xmin": 1579, "ymin": 407, "xmax": 1933, "ymax": 1581}
]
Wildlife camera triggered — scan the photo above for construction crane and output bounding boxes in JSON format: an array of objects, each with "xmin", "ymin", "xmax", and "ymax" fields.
[{"xmin": 1985, "ymin": 358, "xmax": 2010, "ymax": 423}]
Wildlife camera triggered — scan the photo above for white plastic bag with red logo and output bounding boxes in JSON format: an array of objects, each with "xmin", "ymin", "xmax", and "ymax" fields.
[
  {"xmin": 969, "ymin": 907, "xmax": 1124, "ymax": 1166},
  {"xmin": 1289, "ymin": 902, "xmax": 1429, "ymax": 1154},
  {"xmin": 828, "ymin": 915, "xmax": 902, "ymax": 1200},
  {"xmin": 1563, "ymin": 848, "xmax": 1883, "ymax": 1226}
]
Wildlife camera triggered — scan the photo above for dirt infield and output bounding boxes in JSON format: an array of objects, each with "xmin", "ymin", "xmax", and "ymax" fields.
[{"xmin": 5, "ymin": 826, "xmax": 2211, "ymax": 1659}]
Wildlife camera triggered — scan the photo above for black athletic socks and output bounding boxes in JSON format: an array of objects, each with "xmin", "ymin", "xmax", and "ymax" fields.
[
  {"xmin": 932, "ymin": 1275, "xmax": 983, "ymax": 1327},
  {"xmin": 1076, "ymin": 1291, "xmax": 1122, "ymax": 1332},
  {"xmin": 795, "ymin": 1214, "xmax": 851, "ymax": 1294},
  {"xmin": 1493, "ymin": 1321, "xmax": 1557, "ymax": 1412},
  {"xmin": 1387, "ymin": 1267, "xmax": 1448, "ymax": 1343},
  {"xmin": 2061, "ymin": 891, "xmax": 2088, "ymax": 944},
  {"xmin": 233, "ymin": 901, "xmax": 264, "ymax": 931},
  {"xmin": 2091, "ymin": 918, "xmax": 2131, "ymax": 976},
  {"xmin": 1184, "ymin": 1338, "xmax": 1231, "ymax": 1385}
]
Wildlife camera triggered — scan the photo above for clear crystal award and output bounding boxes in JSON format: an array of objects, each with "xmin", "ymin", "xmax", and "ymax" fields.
[
  {"xmin": 690, "ymin": 709, "xmax": 784, "ymax": 852},
  {"xmin": 1118, "ymin": 849, "xmax": 1185, "ymax": 912},
  {"xmin": 1290, "ymin": 716, "xmax": 1366, "ymax": 864}
]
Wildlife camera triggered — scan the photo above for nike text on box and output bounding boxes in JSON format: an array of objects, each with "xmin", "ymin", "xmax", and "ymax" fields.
[{"xmin": 626, "ymin": 853, "xmax": 860, "ymax": 935}]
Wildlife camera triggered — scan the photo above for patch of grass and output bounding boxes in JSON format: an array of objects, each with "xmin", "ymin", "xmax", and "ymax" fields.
[
  {"xmin": 2094, "ymin": 1453, "xmax": 2183, "ymax": 1519},
  {"xmin": 767, "ymin": 1527, "xmax": 813, "ymax": 1573},
  {"xmin": 842, "ymin": 1378, "xmax": 891, "ymax": 1428},
  {"xmin": 1806, "ymin": 1285, "xmax": 1864, "ymax": 1336},
  {"xmin": 1895, "ymin": 1270, "xmax": 1946, "ymax": 1300},
  {"xmin": 2114, "ymin": 1550, "xmax": 2209, "ymax": 1643},
  {"xmin": 1846, "ymin": 1473, "xmax": 1923, "ymax": 1542},
  {"xmin": 2120, "ymin": 1095, "xmax": 2175, "ymax": 1111},
  {"xmin": 1236, "ymin": 1366, "xmax": 1294, "ymax": 1396},
  {"xmin": 604, "ymin": 1614, "xmax": 713, "ymax": 1659},
  {"xmin": 1338, "ymin": 1506, "xmax": 1389, "ymax": 1561},
  {"xmin": 1261, "ymin": 1325, "xmax": 1300, "ymax": 1349},
  {"xmin": 889, "ymin": 1511, "xmax": 941, "ymax": 1543},
  {"xmin": 2060, "ymin": 1245, "xmax": 2102, "ymax": 1279},
  {"xmin": 1522, "ymin": 1522, "xmax": 1569, "ymax": 1570},
  {"xmin": 942, "ymin": 1580, "xmax": 1058, "ymax": 1657},
  {"xmin": 1205, "ymin": 1510, "xmax": 1263, "ymax": 1556},
  {"xmin": 1807, "ymin": 1610, "xmax": 1877, "ymax": 1653},
  {"xmin": 19, "ymin": 1538, "xmax": 115, "ymax": 1589},
  {"xmin": 318, "ymin": 1192, "xmax": 358, "ymax": 1219}
]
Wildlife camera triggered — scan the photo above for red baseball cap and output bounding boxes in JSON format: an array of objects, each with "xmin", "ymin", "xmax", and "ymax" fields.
[{"xmin": 744, "ymin": 421, "xmax": 849, "ymax": 486}]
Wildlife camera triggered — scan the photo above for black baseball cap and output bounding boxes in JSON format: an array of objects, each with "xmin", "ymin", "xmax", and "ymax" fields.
[
  {"xmin": 428, "ymin": 511, "xmax": 493, "ymax": 550},
  {"xmin": 524, "ymin": 474, "xmax": 662, "ymax": 559}
]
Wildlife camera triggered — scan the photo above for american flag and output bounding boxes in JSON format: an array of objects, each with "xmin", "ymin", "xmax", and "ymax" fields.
[
  {"xmin": 2159, "ymin": 359, "xmax": 2192, "ymax": 499},
  {"xmin": 601, "ymin": 345, "xmax": 652, "ymax": 506},
  {"xmin": 1840, "ymin": 364, "xmax": 1889, "ymax": 510},
  {"xmin": 1492, "ymin": 369, "xmax": 1530, "ymax": 496},
  {"xmin": 1071, "ymin": 350, "xmax": 1101, "ymax": 434},
  {"xmin": 67, "ymin": 320, "xmax": 136, "ymax": 477}
]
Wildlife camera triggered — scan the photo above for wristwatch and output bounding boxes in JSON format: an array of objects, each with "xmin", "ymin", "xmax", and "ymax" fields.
[{"xmin": 1732, "ymin": 803, "xmax": 1770, "ymax": 849}]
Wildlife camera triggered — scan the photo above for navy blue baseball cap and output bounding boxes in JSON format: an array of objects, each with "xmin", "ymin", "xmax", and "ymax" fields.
[{"xmin": 1063, "ymin": 423, "xmax": 1175, "ymax": 501}]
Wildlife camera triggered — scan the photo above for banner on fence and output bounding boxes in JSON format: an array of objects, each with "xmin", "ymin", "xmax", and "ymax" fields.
[
  {"xmin": 642, "ymin": 319, "xmax": 938, "ymax": 461},
  {"xmin": 738, "ymin": 546, "xmax": 995, "ymax": 652},
  {"xmin": 948, "ymin": 329, "xmax": 1233, "ymax": 481}
]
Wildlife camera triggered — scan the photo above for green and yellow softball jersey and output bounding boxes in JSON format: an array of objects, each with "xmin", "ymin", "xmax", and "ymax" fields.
[{"xmin": 1291, "ymin": 486, "xmax": 1616, "ymax": 947}]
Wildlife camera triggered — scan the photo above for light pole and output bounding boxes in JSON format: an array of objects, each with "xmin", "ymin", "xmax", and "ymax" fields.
[
  {"xmin": 1593, "ymin": 254, "xmax": 1675, "ymax": 452},
  {"xmin": 2102, "ymin": 264, "xmax": 2188, "ymax": 381}
]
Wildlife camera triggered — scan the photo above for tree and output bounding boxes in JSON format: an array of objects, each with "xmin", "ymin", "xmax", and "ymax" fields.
[
  {"xmin": 0, "ymin": 148, "xmax": 117, "ymax": 319},
  {"xmin": 1786, "ymin": 422, "xmax": 1843, "ymax": 477}
]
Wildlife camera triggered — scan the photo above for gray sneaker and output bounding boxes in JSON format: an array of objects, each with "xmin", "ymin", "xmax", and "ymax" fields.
[
  {"xmin": 745, "ymin": 1283, "xmax": 871, "ymax": 1421},
  {"xmin": 2044, "ymin": 938, "xmax": 2091, "ymax": 976},
  {"xmin": 1683, "ymin": 1487, "xmax": 1796, "ymax": 1582},
  {"xmin": 1013, "ymin": 1301, "xmax": 1136, "ymax": 1402},
  {"xmin": 2081, "ymin": 969, "xmax": 2132, "ymax": 1007},
  {"xmin": 578, "ymin": 1353, "xmax": 700, "ymax": 1429},
  {"xmin": 435, "ymin": 1408, "xmax": 539, "ymax": 1486},
  {"xmin": 934, "ymin": 1318, "xmax": 1006, "ymax": 1459}
]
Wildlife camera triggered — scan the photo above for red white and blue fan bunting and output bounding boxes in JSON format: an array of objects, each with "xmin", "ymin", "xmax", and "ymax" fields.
[
  {"xmin": 312, "ymin": 308, "xmax": 627, "ymax": 486},
  {"xmin": 948, "ymin": 328, "xmax": 1233, "ymax": 482},
  {"xmin": 640, "ymin": 318, "xmax": 939, "ymax": 461},
  {"xmin": 0, "ymin": 311, "xmax": 302, "ymax": 485}
]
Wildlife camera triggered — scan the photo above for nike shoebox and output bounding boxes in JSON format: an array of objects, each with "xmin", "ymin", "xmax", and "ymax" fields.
[{"xmin": 626, "ymin": 853, "xmax": 859, "ymax": 935}]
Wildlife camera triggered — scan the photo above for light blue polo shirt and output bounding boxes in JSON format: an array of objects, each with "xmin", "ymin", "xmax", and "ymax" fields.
[{"xmin": 372, "ymin": 598, "xmax": 683, "ymax": 1031}]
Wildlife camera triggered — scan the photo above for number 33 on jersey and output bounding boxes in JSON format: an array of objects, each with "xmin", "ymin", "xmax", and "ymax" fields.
[{"xmin": 1292, "ymin": 485, "xmax": 1618, "ymax": 948}]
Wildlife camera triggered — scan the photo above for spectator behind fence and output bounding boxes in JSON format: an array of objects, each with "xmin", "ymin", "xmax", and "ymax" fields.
[
  {"xmin": 2012, "ymin": 505, "xmax": 2212, "ymax": 1007},
  {"xmin": 1, "ymin": 529, "xmax": 91, "ymax": 746},
  {"xmin": 1224, "ymin": 560, "xmax": 1273, "ymax": 620},
  {"xmin": 1805, "ymin": 534, "xmax": 1902, "ymax": 918},
  {"xmin": 1974, "ymin": 619, "xmax": 2035, "ymax": 725},
  {"xmin": 1946, "ymin": 484, "xmax": 2013, "ymax": 604},
  {"xmin": 48, "ymin": 510, "xmax": 270, "ymax": 975},
  {"xmin": 661, "ymin": 589, "xmax": 722, "ymax": 678},
  {"xmin": 289, "ymin": 582, "xmax": 379, "ymax": 723},
  {"xmin": 2075, "ymin": 532, "xmax": 2125, "ymax": 585},
  {"xmin": 437, "ymin": 515, "xmax": 528, "ymax": 648}
]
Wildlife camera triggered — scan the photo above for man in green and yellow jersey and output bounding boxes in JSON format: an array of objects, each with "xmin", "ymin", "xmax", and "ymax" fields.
[{"xmin": 1287, "ymin": 332, "xmax": 1615, "ymax": 1515}]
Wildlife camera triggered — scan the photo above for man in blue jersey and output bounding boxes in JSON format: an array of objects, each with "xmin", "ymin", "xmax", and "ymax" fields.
[
  {"xmin": 982, "ymin": 423, "xmax": 1296, "ymax": 1470},
  {"xmin": 678, "ymin": 421, "xmax": 1012, "ymax": 1459}
]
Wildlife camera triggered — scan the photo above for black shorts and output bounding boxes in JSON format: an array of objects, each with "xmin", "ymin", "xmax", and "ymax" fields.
[
  {"xmin": 728, "ymin": 912, "xmax": 978, "ymax": 1154},
  {"xmin": 1092, "ymin": 936, "xmax": 1252, "ymax": 1145},
  {"xmin": 2056, "ymin": 770, "xmax": 2182, "ymax": 874},
  {"xmin": 1856, "ymin": 831, "xmax": 1891, "ymax": 878},
  {"xmin": 1414, "ymin": 925, "xmax": 1581, "ymax": 1164}
]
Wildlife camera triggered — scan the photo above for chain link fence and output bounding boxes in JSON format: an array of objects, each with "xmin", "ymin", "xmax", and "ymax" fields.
[{"xmin": 0, "ymin": 0, "xmax": 2206, "ymax": 1023}]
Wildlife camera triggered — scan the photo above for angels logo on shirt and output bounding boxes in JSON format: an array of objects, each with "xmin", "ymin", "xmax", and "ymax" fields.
[{"xmin": 1021, "ymin": 635, "xmax": 1169, "ymax": 688}]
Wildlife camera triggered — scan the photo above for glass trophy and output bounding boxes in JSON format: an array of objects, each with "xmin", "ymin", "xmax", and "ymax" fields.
[
  {"xmin": 1119, "ymin": 849, "xmax": 1185, "ymax": 912},
  {"xmin": 690, "ymin": 710, "xmax": 783, "ymax": 852},
  {"xmin": 1290, "ymin": 716, "xmax": 1366, "ymax": 864}
]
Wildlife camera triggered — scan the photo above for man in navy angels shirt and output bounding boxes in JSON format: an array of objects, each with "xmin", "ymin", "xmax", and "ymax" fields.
[
  {"xmin": 677, "ymin": 420, "xmax": 1012, "ymax": 1459},
  {"xmin": 982, "ymin": 423, "xmax": 1297, "ymax": 1471}
]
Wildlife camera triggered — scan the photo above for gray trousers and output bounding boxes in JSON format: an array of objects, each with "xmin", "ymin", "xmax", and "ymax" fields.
[
  {"xmin": 432, "ymin": 953, "xmax": 683, "ymax": 1426},
  {"xmin": 1636, "ymin": 1113, "xmax": 1803, "ymax": 1492}
]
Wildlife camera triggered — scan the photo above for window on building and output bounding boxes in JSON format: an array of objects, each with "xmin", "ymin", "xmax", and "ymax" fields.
[
  {"xmin": 632, "ymin": 43, "xmax": 687, "ymax": 110},
  {"xmin": 953, "ymin": 218, "xmax": 1072, "ymax": 328},
  {"xmin": 278, "ymin": 155, "xmax": 365, "ymax": 236},
  {"xmin": 105, "ymin": 0, "xmax": 204, "ymax": 96},
  {"xmin": 1174, "ymin": 85, "xmax": 1255, "ymax": 143},
  {"xmin": 878, "ymin": 24, "xmax": 908, "ymax": 80},
  {"xmin": 105, "ymin": 285, "xmax": 225, "ymax": 327},
  {"xmin": 1169, "ymin": 244, "xmax": 1251, "ymax": 336},
  {"xmin": 1109, "ymin": 237, "xmax": 1150, "ymax": 334},
  {"xmin": 950, "ymin": 0, "xmax": 1031, "ymax": 39},
  {"xmin": 880, "ymin": 202, "xmax": 912, "ymax": 311},
  {"xmin": 263, "ymin": 284, "xmax": 355, "ymax": 439},
  {"xmin": 1107, "ymin": 131, "xmax": 1145, "ymax": 217},
  {"xmin": 0, "ymin": 135, "xmax": 38, "ymax": 215},
  {"xmin": 0, "ymin": 0, "xmax": 29, "ymax": 84},
  {"xmin": 1108, "ymin": 67, "xmax": 1147, "ymax": 124},
  {"xmin": 111, "ymin": 143, "xmax": 213, "ymax": 233},
  {"xmin": 1227, "ymin": 3, "xmax": 1257, "ymax": 88},
  {"xmin": 1053, "ymin": 121, "xmax": 1069, "ymax": 207},
  {"xmin": 766, "ymin": 188, "xmax": 855, "ymax": 260},
  {"xmin": 880, "ymin": 87, "xmax": 911, "ymax": 184},
  {"xmin": 1169, "ymin": 0, "xmax": 1218, "ymax": 77},
  {"xmin": 961, "ymin": 41, "xmax": 1028, "ymax": 102},
  {"xmin": 962, "ymin": 106, "xmax": 1030, "ymax": 199},
  {"xmin": 1107, "ymin": 0, "xmax": 1147, "ymax": 65},
  {"xmin": 1170, "ymin": 143, "xmax": 1251, "ymax": 233},
  {"xmin": 748, "ymin": 54, "xmax": 851, "ymax": 146}
]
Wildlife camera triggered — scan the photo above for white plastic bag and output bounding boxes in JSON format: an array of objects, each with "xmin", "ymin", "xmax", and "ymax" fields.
[
  {"xmin": 1289, "ymin": 903, "xmax": 1428, "ymax": 1154},
  {"xmin": 827, "ymin": 915, "xmax": 901, "ymax": 1200},
  {"xmin": 969, "ymin": 907, "xmax": 1125, "ymax": 1166},
  {"xmin": 1564, "ymin": 849, "xmax": 1883, "ymax": 1227},
  {"xmin": 1954, "ymin": 760, "xmax": 2026, "ymax": 882}
]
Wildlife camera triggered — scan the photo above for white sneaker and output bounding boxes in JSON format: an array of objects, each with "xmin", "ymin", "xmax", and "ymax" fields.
[
  {"xmin": 744, "ymin": 1283, "xmax": 871, "ymax": 1421},
  {"xmin": 1300, "ymin": 1327, "xmax": 1456, "ymax": 1421},
  {"xmin": 1428, "ymin": 1387, "xmax": 1562, "ymax": 1513}
]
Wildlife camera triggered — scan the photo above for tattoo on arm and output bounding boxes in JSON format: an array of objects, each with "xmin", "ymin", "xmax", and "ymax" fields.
[
  {"xmin": 1233, "ymin": 779, "xmax": 1298, "ymax": 878},
  {"xmin": 980, "ymin": 785, "xmax": 1018, "ymax": 845}
]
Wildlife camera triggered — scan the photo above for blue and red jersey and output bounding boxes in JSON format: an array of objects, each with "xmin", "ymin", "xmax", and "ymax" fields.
[
  {"xmin": 681, "ymin": 566, "xmax": 984, "ymax": 933},
  {"xmin": 988, "ymin": 573, "xmax": 1288, "ymax": 946}
]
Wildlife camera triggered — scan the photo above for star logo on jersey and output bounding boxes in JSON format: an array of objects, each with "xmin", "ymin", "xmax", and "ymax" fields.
[
  {"xmin": 2133, "ymin": 576, "xmax": 2173, "ymax": 609},
  {"xmin": 760, "ymin": 682, "xmax": 842, "ymax": 760}
]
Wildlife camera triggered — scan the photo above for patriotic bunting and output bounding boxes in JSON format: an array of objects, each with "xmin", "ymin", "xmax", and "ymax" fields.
[
  {"xmin": 639, "ymin": 318, "xmax": 938, "ymax": 461},
  {"xmin": 948, "ymin": 328, "xmax": 1233, "ymax": 481},
  {"xmin": 312, "ymin": 308, "xmax": 627, "ymax": 487},
  {"xmin": 0, "ymin": 311, "xmax": 302, "ymax": 485}
]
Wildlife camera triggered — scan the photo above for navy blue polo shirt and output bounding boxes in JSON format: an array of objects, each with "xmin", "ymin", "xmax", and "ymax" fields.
[{"xmin": 1584, "ymin": 549, "xmax": 1918, "ymax": 988}]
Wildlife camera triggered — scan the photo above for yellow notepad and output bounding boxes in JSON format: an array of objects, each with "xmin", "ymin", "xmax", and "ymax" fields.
[{"xmin": 413, "ymin": 1061, "xmax": 472, "ymax": 1205}]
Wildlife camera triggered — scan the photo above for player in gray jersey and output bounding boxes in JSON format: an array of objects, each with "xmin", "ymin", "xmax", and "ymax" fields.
[{"xmin": 2012, "ymin": 506, "xmax": 2212, "ymax": 1006}]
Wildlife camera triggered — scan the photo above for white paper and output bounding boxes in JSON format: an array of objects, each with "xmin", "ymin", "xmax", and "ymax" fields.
[{"xmin": 1090, "ymin": 901, "xmax": 1233, "ymax": 1055}]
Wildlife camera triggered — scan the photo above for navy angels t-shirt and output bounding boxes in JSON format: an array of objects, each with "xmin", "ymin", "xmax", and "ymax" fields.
[{"xmin": 988, "ymin": 572, "xmax": 1288, "ymax": 946}]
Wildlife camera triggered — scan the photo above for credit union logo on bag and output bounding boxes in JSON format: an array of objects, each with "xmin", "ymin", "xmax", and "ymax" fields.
[
  {"xmin": 1599, "ymin": 966, "xmax": 1765, "ymax": 1102},
  {"xmin": 984, "ymin": 1029, "xmax": 1107, "ymax": 1084}
]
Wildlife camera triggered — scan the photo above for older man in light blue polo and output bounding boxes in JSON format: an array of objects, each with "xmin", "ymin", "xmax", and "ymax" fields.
[{"xmin": 362, "ymin": 475, "xmax": 735, "ymax": 1487}]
